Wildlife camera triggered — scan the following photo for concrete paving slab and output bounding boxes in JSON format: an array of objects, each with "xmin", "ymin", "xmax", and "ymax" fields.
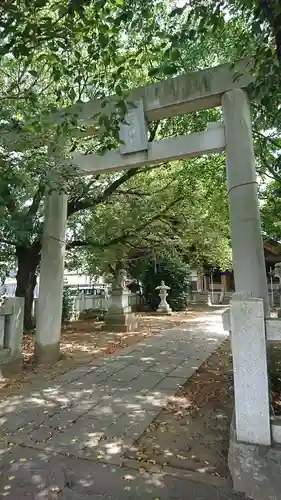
[
  {"xmin": 146, "ymin": 364, "xmax": 177, "ymax": 375},
  {"xmin": 140, "ymin": 388, "xmax": 177, "ymax": 409},
  {"xmin": 114, "ymin": 364, "xmax": 146, "ymax": 383},
  {"xmin": 55, "ymin": 364, "xmax": 98, "ymax": 383},
  {"xmin": 97, "ymin": 390, "xmax": 149, "ymax": 414},
  {"xmin": 1, "ymin": 308, "xmax": 228, "ymax": 493},
  {"xmin": 27, "ymin": 408, "xmax": 86, "ymax": 443},
  {"xmin": 0, "ymin": 443, "xmax": 250, "ymax": 499},
  {"xmin": 84, "ymin": 403, "xmax": 126, "ymax": 422},
  {"xmin": 1, "ymin": 405, "xmax": 59, "ymax": 434},
  {"xmin": 129, "ymin": 372, "xmax": 165, "ymax": 391},
  {"xmin": 45, "ymin": 416, "xmax": 110, "ymax": 455},
  {"xmin": 168, "ymin": 361, "xmax": 202, "ymax": 378},
  {"xmin": 153, "ymin": 376, "xmax": 186, "ymax": 391},
  {"xmin": 104, "ymin": 409, "xmax": 159, "ymax": 442}
]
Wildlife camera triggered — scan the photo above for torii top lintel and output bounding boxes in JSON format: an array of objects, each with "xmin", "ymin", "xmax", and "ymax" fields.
[
  {"xmin": 1, "ymin": 59, "xmax": 252, "ymax": 152},
  {"xmin": 52, "ymin": 58, "xmax": 252, "ymax": 128}
]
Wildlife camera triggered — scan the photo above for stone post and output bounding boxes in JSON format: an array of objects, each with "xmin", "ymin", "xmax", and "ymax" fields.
[
  {"xmin": 197, "ymin": 273, "xmax": 204, "ymax": 292},
  {"xmin": 230, "ymin": 292, "xmax": 271, "ymax": 445},
  {"xmin": 104, "ymin": 269, "xmax": 138, "ymax": 332},
  {"xmin": 203, "ymin": 274, "xmax": 210, "ymax": 291},
  {"xmin": 222, "ymin": 89, "xmax": 269, "ymax": 314},
  {"xmin": 35, "ymin": 191, "xmax": 67, "ymax": 364},
  {"xmin": 220, "ymin": 273, "xmax": 227, "ymax": 292},
  {"xmin": 4, "ymin": 297, "xmax": 24, "ymax": 357}
]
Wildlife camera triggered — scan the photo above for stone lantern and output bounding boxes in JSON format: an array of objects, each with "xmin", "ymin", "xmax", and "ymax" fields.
[
  {"xmin": 272, "ymin": 263, "xmax": 281, "ymax": 315},
  {"xmin": 155, "ymin": 280, "xmax": 172, "ymax": 314},
  {"xmin": 273, "ymin": 263, "xmax": 281, "ymax": 284}
]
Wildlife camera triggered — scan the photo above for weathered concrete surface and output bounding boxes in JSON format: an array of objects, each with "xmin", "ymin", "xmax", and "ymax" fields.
[
  {"xmin": 2, "ymin": 311, "xmax": 228, "ymax": 459},
  {"xmin": 222, "ymin": 89, "xmax": 269, "ymax": 312},
  {"xmin": 0, "ymin": 297, "xmax": 24, "ymax": 377},
  {"xmin": 34, "ymin": 341, "xmax": 61, "ymax": 365},
  {"xmin": 0, "ymin": 445, "xmax": 249, "ymax": 499},
  {"xmin": 0, "ymin": 355, "xmax": 22, "ymax": 378},
  {"xmin": 69, "ymin": 125, "xmax": 225, "ymax": 175},
  {"xmin": 3, "ymin": 297, "xmax": 24, "ymax": 357},
  {"xmin": 228, "ymin": 416, "xmax": 281, "ymax": 500},
  {"xmin": 35, "ymin": 191, "xmax": 68, "ymax": 365},
  {"xmin": 54, "ymin": 59, "xmax": 252, "ymax": 126},
  {"xmin": 0, "ymin": 310, "xmax": 243, "ymax": 498},
  {"xmin": 2, "ymin": 59, "xmax": 253, "ymax": 151},
  {"xmin": 230, "ymin": 294, "xmax": 270, "ymax": 446},
  {"xmin": 104, "ymin": 290, "xmax": 139, "ymax": 332}
]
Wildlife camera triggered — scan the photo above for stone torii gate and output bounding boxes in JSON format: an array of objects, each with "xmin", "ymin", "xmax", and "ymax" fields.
[{"xmin": 29, "ymin": 59, "xmax": 268, "ymax": 365}]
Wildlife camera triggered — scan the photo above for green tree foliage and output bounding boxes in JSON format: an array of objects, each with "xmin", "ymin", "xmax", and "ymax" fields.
[
  {"xmin": 66, "ymin": 155, "xmax": 232, "ymax": 278},
  {"xmin": 168, "ymin": 0, "xmax": 281, "ymax": 90},
  {"xmin": 0, "ymin": 0, "xmax": 172, "ymax": 328},
  {"xmin": 139, "ymin": 255, "xmax": 191, "ymax": 312},
  {"xmin": 0, "ymin": 0, "xmax": 248, "ymax": 330},
  {"xmin": 61, "ymin": 285, "xmax": 74, "ymax": 323},
  {"xmin": 261, "ymin": 181, "xmax": 281, "ymax": 240},
  {"xmin": 165, "ymin": 0, "xmax": 281, "ymax": 180}
]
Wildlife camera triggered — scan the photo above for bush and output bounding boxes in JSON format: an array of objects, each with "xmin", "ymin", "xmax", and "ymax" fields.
[
  {"xmin": 61, "ymin": 286, "xmax": 74, "ymax": 323},
  {"xmin": 79, "ymin": 308, "xmax": 106, "ymax": 321},
  {"xmin": 141, "ymin": 257, "xmax": 191, "ymax": 311}
]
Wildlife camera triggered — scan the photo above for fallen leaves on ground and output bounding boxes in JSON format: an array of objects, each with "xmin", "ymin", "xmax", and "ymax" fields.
[
  {"xmin": 0, "ymin": 308, "xmax": 206, "ymax": 399},
  {"xmin": 125, "ymin": 340, "xmax": 234, "ymax": 480}
]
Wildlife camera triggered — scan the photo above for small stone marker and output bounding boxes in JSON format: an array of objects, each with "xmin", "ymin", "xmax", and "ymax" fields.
[{"xmin": 230, "ymin": 292, "xmax": 271, "ymax": 445}]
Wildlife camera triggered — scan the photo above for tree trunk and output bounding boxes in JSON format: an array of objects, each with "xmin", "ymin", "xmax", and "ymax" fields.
[{"xmin": 15, "ymin": 243, "xmax": 41, "ymax": 331}]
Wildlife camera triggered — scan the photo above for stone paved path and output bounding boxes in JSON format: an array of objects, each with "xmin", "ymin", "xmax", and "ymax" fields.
[{"xmin": 0, "ymin": 309, "xmax": 249, "ymax": 498}]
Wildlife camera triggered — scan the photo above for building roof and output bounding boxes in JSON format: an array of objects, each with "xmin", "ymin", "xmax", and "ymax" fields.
[{"xmin": 264, "ymin": 239, "xmax": 281, "ymax": 264}]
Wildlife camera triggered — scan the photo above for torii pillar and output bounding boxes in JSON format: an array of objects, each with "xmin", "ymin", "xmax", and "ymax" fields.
[
  {"xmin": 35, "ymin": 190, "xmax": 67, "ymax": 364},
  {"xmin": 222, "ymin": 89, "xmax": 269, "ymax": 312}
]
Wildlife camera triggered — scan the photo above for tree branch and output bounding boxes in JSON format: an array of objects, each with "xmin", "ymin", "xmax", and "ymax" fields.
[
  {"xmin": 259, "ymin": 152, "xmax": 281, "ymax": 183},
  {"xmin": 253, "ymin": 128, "xmax": 281, "ymax": 149},
  {"xmin": 27, "ymin": 184, "xmax": 45, "ymax": 216},
  {"xmin": 148, "ymin": 122, "xmax": 160, "ymax": 142},
  {"xmin": 67, "ymin": 176, "xmax": 101, "ymax": 216},
  {"xmin": 67, "ymin": 168, "xmax": 143, "ymax": 216},
  {"xmin": 116, "ymin": 188, "xmax": 150, "ymax": 197},
  {"xmin": 94, "ymin": 169, "xmax": 142, "ymax": 204},
  {"xmin": 67, "ymin": 195, "xmax": 184, "ymax": 250},
  {"xmin": 116, "ymin": 175, "xmax": 179, "ymax": 198},
  {"xmin": 2, "ymin": 185, "xmax": 17, "ymax": 214},
  {"xmin": 256, "ymin": 0, "xmax": 281, "ymax": 64}
]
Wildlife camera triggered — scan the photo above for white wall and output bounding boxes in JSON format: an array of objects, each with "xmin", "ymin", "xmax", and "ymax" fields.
[
  {"xmin": 4, "ymin": 272, "xmax": 101, "ymax": 297},
  {"xmin": 33, "ymin": 293, "xmax": 140, "ymax": 320}
]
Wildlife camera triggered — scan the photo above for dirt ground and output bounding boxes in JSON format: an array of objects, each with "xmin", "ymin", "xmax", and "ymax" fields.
[
  {"xmin": 126, "ymin": 340, "xmax": 234, "ymax": 480},
  {"xmin": 0, "ymin": 308, "xmax": 206, "ymax": 399}
]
